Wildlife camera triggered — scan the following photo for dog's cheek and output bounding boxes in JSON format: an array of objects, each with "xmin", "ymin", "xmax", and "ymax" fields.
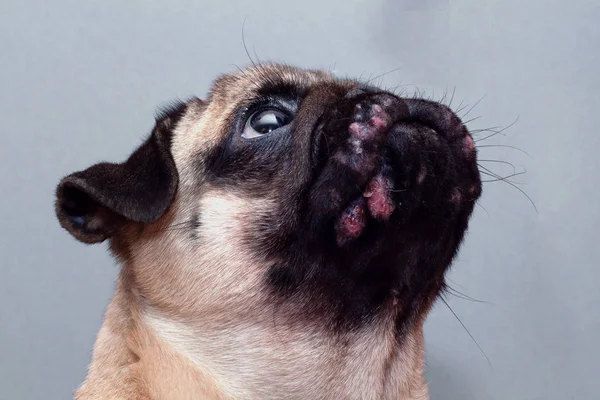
[{"xmin": 131, "ymin": 189, "xmax": 282, "ymax": 317}]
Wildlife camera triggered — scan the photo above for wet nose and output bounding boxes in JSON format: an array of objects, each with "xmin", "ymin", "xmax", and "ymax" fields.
[
  {"xmin": 344, "ymin": 84, "xmax": 382, "ymax": 99},
  {"xmin": 401, "ymin": 98, "xmax": 467, "ymax": 139}
]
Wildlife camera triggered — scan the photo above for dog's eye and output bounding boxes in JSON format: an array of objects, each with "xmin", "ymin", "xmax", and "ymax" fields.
[{"xmin": 242, "ymin": 108, "xmax": 290, "ymax": 139}]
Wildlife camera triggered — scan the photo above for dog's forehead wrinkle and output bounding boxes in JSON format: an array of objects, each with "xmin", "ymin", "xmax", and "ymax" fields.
[{"xmin": 211, "ymin": 63, "xmax": 335, "ymax": 102}]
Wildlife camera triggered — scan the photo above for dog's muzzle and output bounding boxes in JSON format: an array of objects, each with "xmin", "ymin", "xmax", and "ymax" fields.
[{"xmin": 308, "ymin": 89, "xmax": 481, "ymax": 246}]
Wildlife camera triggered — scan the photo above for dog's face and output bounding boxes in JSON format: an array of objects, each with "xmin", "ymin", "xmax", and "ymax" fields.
[{"xmin": 56, "ymin": 64, "xmax": 481, "ymax": 336}]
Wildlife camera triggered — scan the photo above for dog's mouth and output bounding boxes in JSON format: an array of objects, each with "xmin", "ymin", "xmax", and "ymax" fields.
[
  {"xmin": 329, "ymin": 99, "xmax": 401, "ymax": 245},
  {"xmin": 307, "ymin": 91, "xmax": 482, "ymax": 246},
  {"xmin": 335, "ymin": 170, "xmax": 394, "ymax": 245}
]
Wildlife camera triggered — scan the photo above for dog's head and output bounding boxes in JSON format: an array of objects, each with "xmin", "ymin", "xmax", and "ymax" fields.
[{"xmin": 56, "ymin": 64, "xmax": 481, "ymax": 334}]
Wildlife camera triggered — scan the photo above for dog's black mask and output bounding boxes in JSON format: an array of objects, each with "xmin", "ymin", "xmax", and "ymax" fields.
[{"xmin": 204, "ymin": 79, "xmax": 482, "ymax": 332}]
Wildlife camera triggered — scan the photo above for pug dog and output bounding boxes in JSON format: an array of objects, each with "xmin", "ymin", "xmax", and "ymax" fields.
[{"xmin": 55, "ymin": 63, "xmax": 482, "ymax": 400}]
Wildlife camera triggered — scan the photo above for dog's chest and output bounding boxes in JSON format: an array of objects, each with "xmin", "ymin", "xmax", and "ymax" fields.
[{"xmin": 142, "ymin": 309, "xmax": 423, "ymax": 400}]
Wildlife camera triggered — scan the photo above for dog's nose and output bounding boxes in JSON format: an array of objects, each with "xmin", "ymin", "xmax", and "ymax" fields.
[
  {"xmin": 345, "ymin": 84, "xmax": 381, "ymax": 99},
  {"xmin": 402, "ymin": 98, "xmax": 467, "ymax": 139}
]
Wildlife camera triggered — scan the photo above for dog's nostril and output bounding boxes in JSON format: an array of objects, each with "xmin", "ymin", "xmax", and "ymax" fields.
[
  {"xmin": 345, "ymin": 85, "xmax": 381, "ymax": 99},
  {"xmin": 403, "ymin": 99, "xmax": 464, "ymax": 138},
  {"xmin": 359, "ymin": 84, "xmax": 381, "ymax": 93},
  {"xmin": 345, "ymin": 87, "xmax": 367, "ymax": 99}
]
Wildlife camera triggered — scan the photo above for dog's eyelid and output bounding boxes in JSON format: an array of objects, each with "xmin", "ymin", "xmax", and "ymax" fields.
[
  {"xmin": 238, "ymin": 96, "xmax": 298, "ymax": 140},
  {"xmin": 241, "ymin": 107, "xmax": 292, "ymax": 139}
]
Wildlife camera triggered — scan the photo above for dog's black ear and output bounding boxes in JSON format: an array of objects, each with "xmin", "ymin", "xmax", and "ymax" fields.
[{"xmin": 55, "ymin": 102, "xmax": 187, "ymax": 244}]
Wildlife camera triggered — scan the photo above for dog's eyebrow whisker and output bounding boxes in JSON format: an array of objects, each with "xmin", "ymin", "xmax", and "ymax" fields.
[
  {"xmin": 252, "ymin": 44, "xmax": 262, "ymax": 67},
  {"xmin": 440, "ymin": 297, "xmax": 492, "ymax": 366},
  {"xmin": 241, "ymin": 17, "xmax": 257, "ymax": 68},
  {"xmin": 230, "ymin": 64, "xmax": 245, "ymax": 74}
]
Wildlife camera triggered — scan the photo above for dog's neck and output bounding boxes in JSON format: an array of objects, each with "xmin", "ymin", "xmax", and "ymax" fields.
[{"xmin": 76, "ymin": 269, "xmax": 429, "ymax": 400}]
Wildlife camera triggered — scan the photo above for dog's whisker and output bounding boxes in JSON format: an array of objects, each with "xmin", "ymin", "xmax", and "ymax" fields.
[
  {"xmin": 478, "ymin": 163, "xmax": 525, "ymax": 180},
  {"xmin": 448, "ymin": 86, "xmax": 457, "ymax": 109},
  {"xmin": 470, "ymin": 126, "xmax": 503, "ymax": 133},
  {"xmin": 438, "ymin": 86, "xmax": 449, "ymax": 105},
  {"xmin": 475, "ymin": 201, "xmax": 491, "ymax": 219},
  {"xmin": 479, "ymin": 170, "xmax": 538, "ymax": 212},
  {"xmin": 463, "ymin": 116, "xmax": 482, "ymax": 125},
  {"xmin": 445, "ymin": 286, "xmax": 492, "ymax": 304},
  {"xmin": 366, "ymin": 72, "xmax": 375, "ymax": 85},
  {"xmin": 476, "ymin": 144, "xmax": 533, "ymax": 158},
  {"xmin": 474, "ymin": 116, "xmax": 520, "ymax": 143},
  {"xmin": 461, "ymin": 94, "xmax": 487, "ymax": 120},
  {"xmin": 455, "ymin": 100, "xmax": 469, "ymax": 115},
  {"xmin": 440, "ymin": 297, "xmax": 491, "ymax": 366},
  {"xmin": 366, "ymin": 67, "xmax": 402, "ymax": 85},
  {"xmin": 478, "ymin": 159, "xmax": 518, "ymax": 175},
  {"xmin": 479, "ymin": 169, "xmax": 527, "ymax": 185},
  {"xmin": 475, "ymin": 131, "xmax": 505, "ymax": 142}
]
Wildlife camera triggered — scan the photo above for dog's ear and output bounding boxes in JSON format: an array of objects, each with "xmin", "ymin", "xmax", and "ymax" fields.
[{"xmin": 55, "ymin": 102, "xmax": 187, "ymax": 244}]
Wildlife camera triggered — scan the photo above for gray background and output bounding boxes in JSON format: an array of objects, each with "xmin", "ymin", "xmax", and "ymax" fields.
[{"xmin": 1, "ymin": 0, "xmax": 598, "ymax": 399}]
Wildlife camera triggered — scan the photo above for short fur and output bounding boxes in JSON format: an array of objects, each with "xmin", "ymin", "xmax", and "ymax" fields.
[{"xmin": 55, "ymin": 63, "xmax": 481, "ymax": 399}]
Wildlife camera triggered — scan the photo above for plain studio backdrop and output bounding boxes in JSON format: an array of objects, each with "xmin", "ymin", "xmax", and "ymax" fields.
[{"xmin": 1, "ymin": 0, "xmax": 598, "ymax": 399}]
